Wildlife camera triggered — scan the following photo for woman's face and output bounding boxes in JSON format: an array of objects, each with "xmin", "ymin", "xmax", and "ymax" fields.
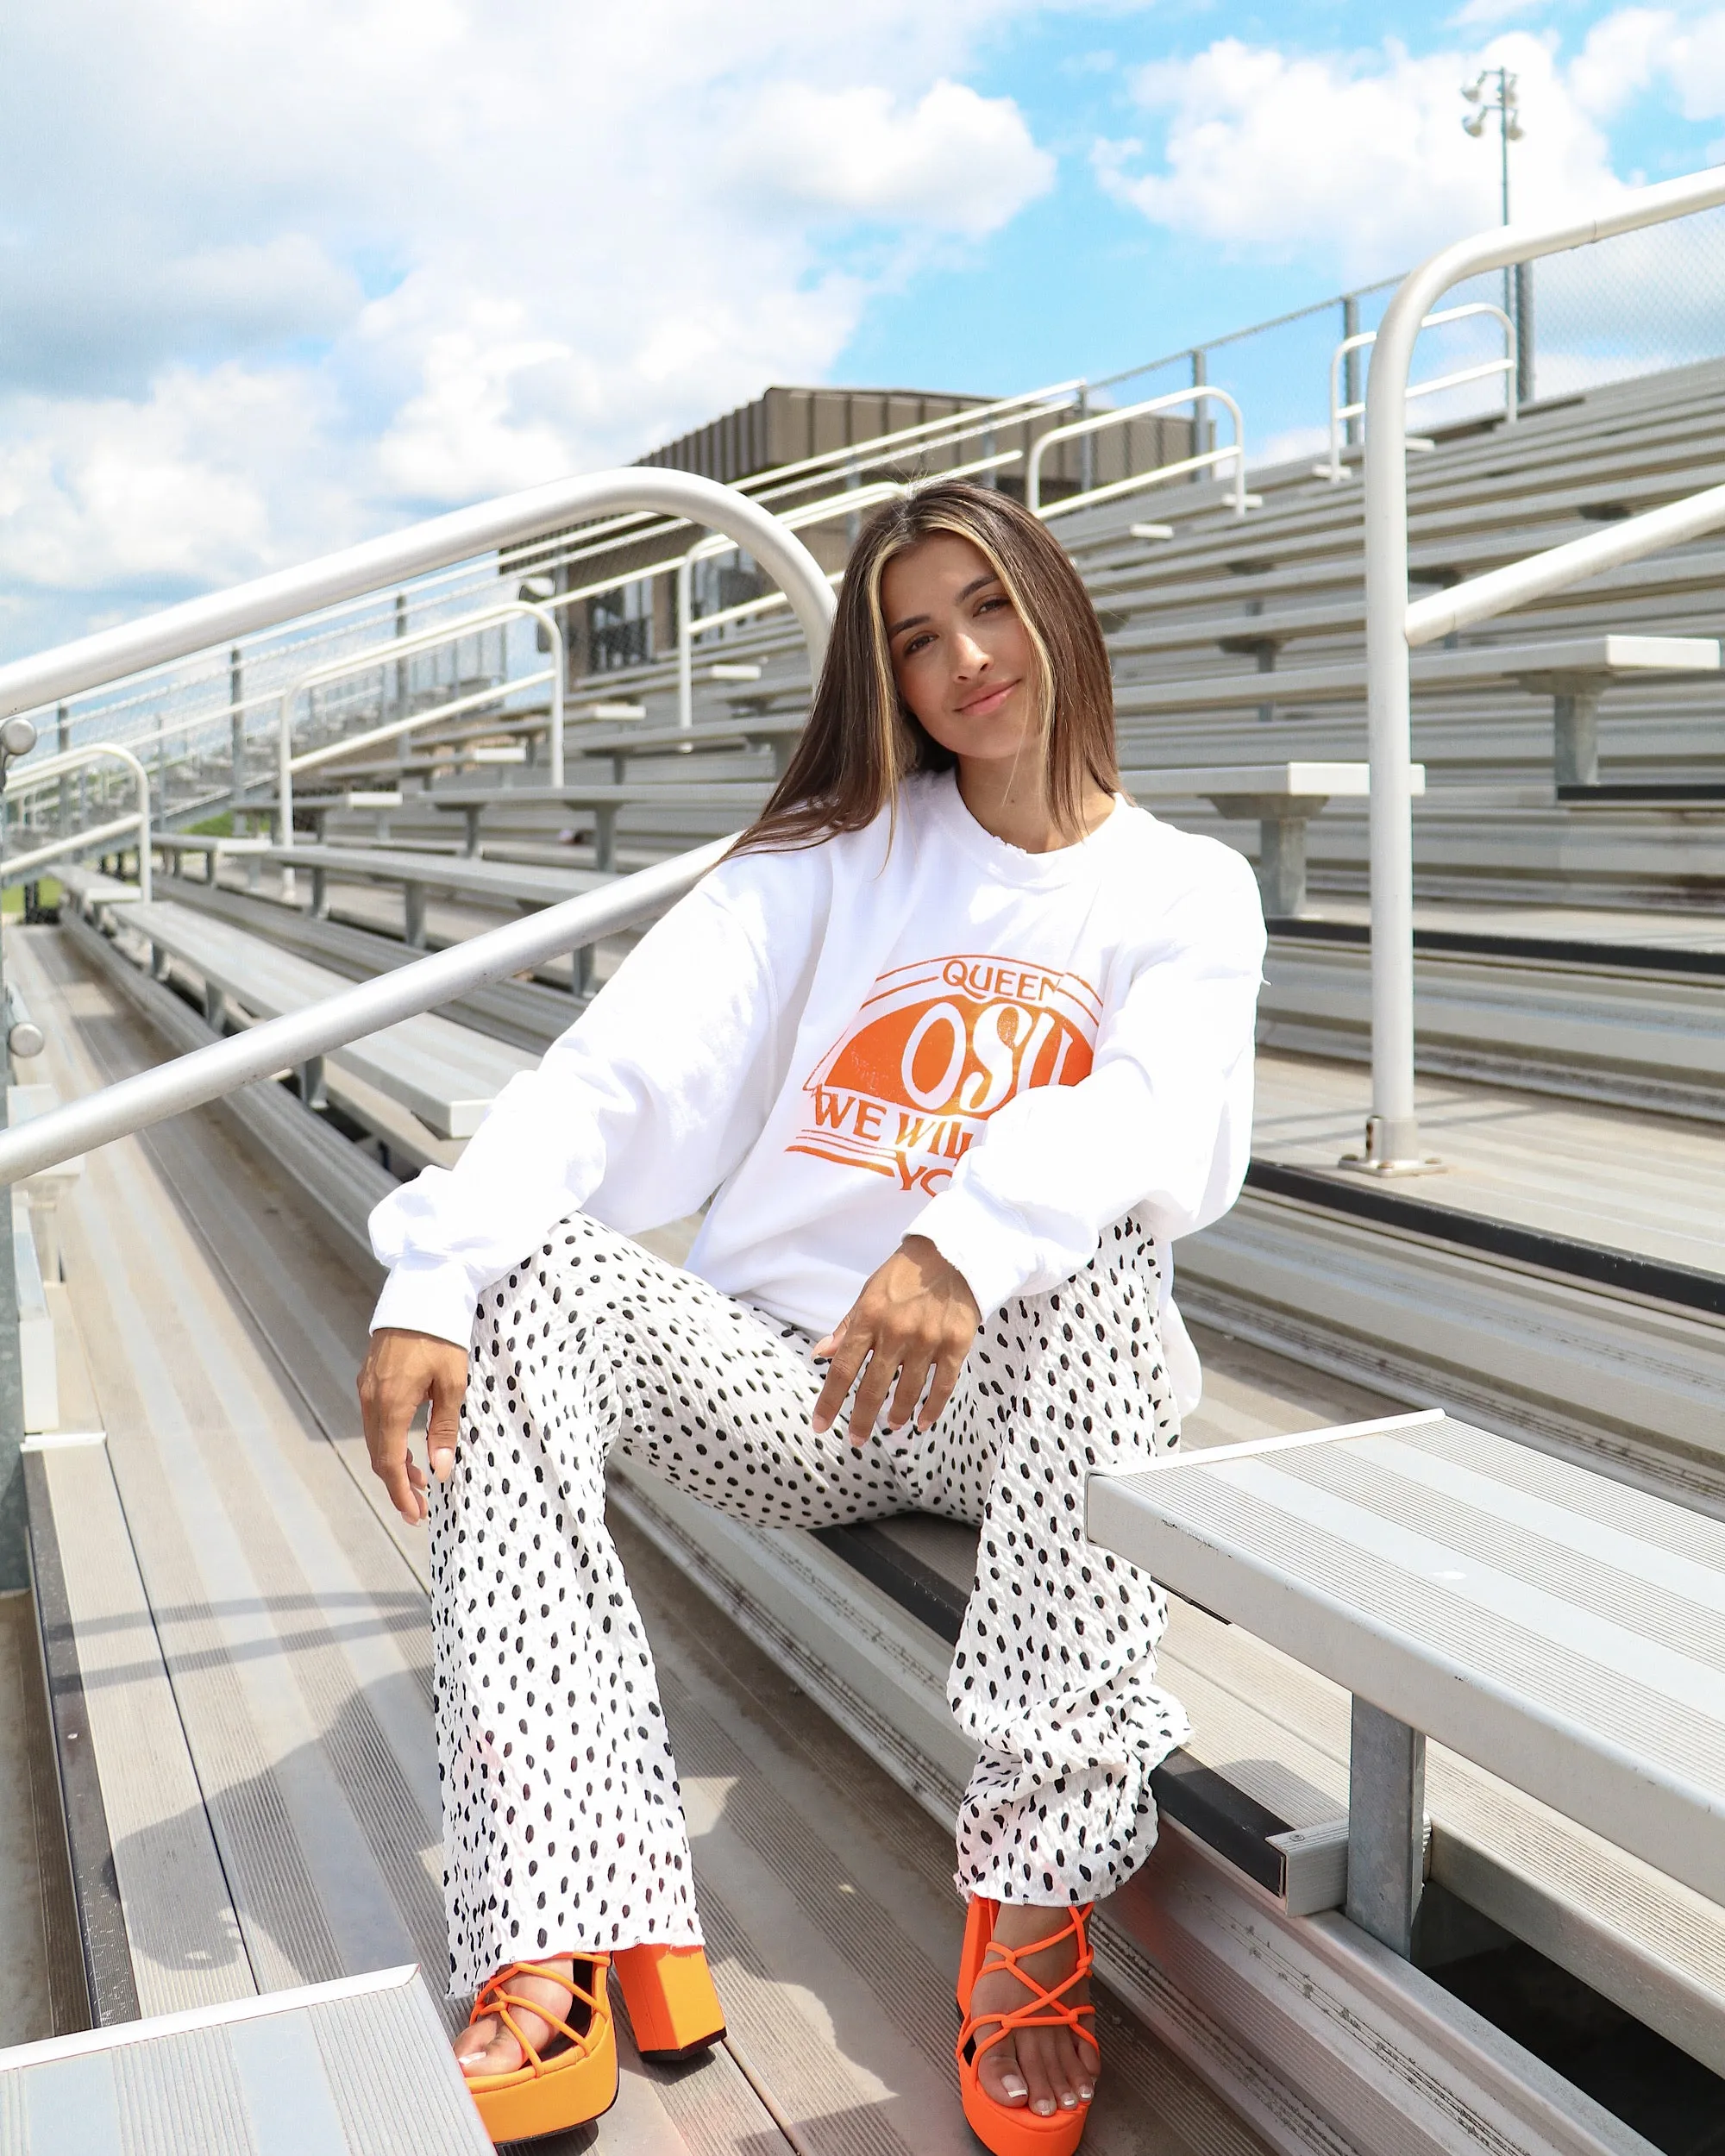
[{"xmin": 880, "ymin": 532, "xmax": 1039, "ymax": 769}]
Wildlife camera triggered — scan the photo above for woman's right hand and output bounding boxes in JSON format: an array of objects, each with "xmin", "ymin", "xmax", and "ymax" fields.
[{"xmin": 357, "ymin": 1327, "xmax": 470, "ymax": 1523}]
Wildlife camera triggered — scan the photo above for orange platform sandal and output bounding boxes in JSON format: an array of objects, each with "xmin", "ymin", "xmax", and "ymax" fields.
[
  {"xmin": 461, "ymin": 1956, "xmax": 618, "ymax": 2145},
  {"xmin": 956, "ymin": 1897, "xmax": 1098, "ymax": 2156},
  {"xmin": 613, "ymin": 1941, "xmax": 728, "ymax": 2061}
]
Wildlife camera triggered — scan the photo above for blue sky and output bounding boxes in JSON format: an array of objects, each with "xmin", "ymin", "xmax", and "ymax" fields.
[
  {"xmin": 2, "ymin": 0, "xmax": 1723, "ymax": 657},
  {"xmin": 837, "ymin": 3, "xmax": 1725, "ymax": 395}
]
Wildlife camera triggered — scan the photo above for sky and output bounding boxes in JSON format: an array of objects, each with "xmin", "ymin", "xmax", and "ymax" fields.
[{"xmin": 3, "ymin": 0, "xmax": 1725, "ymax": 659}]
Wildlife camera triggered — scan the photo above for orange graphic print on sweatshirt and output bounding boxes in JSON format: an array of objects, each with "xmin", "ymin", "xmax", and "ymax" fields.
[{"xmin": 787, "ymin": 954, "xmax": 1101, "ymax": 1195}]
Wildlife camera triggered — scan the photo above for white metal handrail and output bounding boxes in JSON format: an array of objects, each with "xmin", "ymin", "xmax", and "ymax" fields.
[
  {"xmin": 0, "ymin": 470, "xmax": 833, "ymax": 1183},
  {"xmin": 13, "ymin": 391, "xmax": 1077, "ymax": 823},
  {"xmin": 556, "ymin": 431, "xmax": 1045, "ymax": 684},
  {"xmin": 1026, "ymin": 388, "xmax": 1248, "ymax": 520},
  {"xmin": 1402, "ymin": 478, "xmax": 1725, "ymax": 645},
  {"xmin": 0, "ymin": 837, "xmax": 734, "ymax": 1186},
  {"xmin": 0, "ymin": 469, "xmax": 834, "ymax": 727},
  {"xmin": 674, "ymin": 479, "xmax": 906, "ymax": 730},
  {"xmin": 1321, "ymin": 303, "xmax": 1515, "ymax": 484},
  {"xmin": 277, "ymin": 598, "xmax": 566, "ymax": 843},
  {"xmin": 1360, "ymin": 163, "xmax": 1725, "ymax": 1171},
  {"xmin": 3, "ymin": 743, "xmax": 153, "ymax": 899},
  {"xmin": 536, "ymin": 387, "xmax": 1081, "ymax": 591}
]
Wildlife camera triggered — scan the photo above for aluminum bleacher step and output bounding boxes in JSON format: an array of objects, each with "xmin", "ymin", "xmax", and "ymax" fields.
[
  {"xmin": 1258, "ymin": 906, "xmax": 1725, "ymax": 1122},
  {"xmin": 1177, "ymin": 1047, "xmax": 1725, "ymax": 1509},
  {"xmin": 0, "ymin": 1965, "xmax": 491, "ymax": 2155},
  {"xmin": 111, "ymin": 899, "xmax": 532, "ymax": 1138}
]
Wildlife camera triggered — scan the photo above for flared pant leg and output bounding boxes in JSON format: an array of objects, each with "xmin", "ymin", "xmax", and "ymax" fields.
[{"xmin": 430, "ymin": 1212, "xmax": 1188, "ymax": 1996}]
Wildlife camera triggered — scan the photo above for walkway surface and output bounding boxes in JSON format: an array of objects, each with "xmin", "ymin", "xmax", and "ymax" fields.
[{"xmin": 1252, "ymin": 1045, "xmax": 1725, "ymax": 1280}]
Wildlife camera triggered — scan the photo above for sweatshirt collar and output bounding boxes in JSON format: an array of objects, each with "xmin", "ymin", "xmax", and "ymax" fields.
[{"xmin": 919, "ymin": 768, "xmax": 1130, "ymax": 888}]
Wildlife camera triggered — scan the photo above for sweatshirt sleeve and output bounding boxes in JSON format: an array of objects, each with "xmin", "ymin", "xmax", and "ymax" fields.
[
  {"xmin": 367, "ymin": 868, "xmax": 789, "ymax": 1344},
  {"xmin": 911, "ymin": 840, "xmax": 1266, "ymax": 1319}
]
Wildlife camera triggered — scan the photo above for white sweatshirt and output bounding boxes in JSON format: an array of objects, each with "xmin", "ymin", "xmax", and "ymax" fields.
[{"xmin": 369, "ymin": 773, "xmax": 1266, "ymax": 1405}]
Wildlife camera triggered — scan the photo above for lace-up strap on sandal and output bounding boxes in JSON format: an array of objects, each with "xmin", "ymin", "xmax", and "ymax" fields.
[
  {"xmin": 463, "ymin": 1955, "xmax": 618, "ymax": 2145},
  {"xmin": 956, "ymin": 1904, "xmax": 1098, "ymax": 2156}
]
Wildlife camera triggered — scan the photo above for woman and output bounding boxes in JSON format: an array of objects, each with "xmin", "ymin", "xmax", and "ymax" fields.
[{"xmin": 359, "ymin": 479, "xmax": 1264, "ymax": 2152}]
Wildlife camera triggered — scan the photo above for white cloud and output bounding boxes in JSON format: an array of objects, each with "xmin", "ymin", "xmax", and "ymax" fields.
[
  {"xmin": 0, "ymin": 0, "xmax": 1049, "ymax": 655},
  {"xmin": 1569, "ymin": 5, "xmax": 1725, "ymax": 123},
  {"xmin": 1448, "ymin": 0, "xmax": 1549, "ymax": 27},
  {"xmin": 0, "ymin": 366, "xmax": 348, "ymax": 592},
  {"xmin": 728, "ymin": 79, "xmax": 1054, "ymax": 237},
  {"xmin": 1095, "ymin": 31, "xmax": 1628, "ymax": 283}
]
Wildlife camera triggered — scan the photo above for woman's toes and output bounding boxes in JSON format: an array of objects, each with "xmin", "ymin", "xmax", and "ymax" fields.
[
  {"xmin": 980, "ymin": 2041, "xmax": 1029, "ymax": 2108},
  {"xmin": 453, "ymin": 2018, "xmax": 505, "ymax": 2078}
]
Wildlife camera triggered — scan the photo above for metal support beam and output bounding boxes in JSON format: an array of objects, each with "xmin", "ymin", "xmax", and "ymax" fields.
[
  {"xmin": 1254, "ymin": 812, "xmax": 1311, "ymax": 919},
  {"xmin": 229, "ymin": 647, "xmax": 245, "ymax": 806},
  {"xmin": 1362, "ymin": 163, "xmax": 1725, "ymax": 1173},
  {"xmin": 0, "ymin": 725, "xmax": 34, "ymax": 1587},
  {"xmin": 1346, "ymin": 1697, "xmax": 1426, "ymax": 1957},
  {"xmin": 1552, "ymin": 685, "xmax": 1603, "ymax": 789},
  {"xmin": 1342, "ymin": 294, "xmax": 1362, "ymax": 447}
]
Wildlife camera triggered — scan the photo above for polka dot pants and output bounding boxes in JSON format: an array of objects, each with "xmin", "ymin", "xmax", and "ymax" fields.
[{"xmin": 430, "ymin": 1211, "xmax": 1190, "ymax": 1996}]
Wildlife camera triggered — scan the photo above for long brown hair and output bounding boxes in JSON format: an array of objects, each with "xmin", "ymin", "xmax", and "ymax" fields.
[{"xmin": 731, "ymin": 479, "xmax": 1117, "ymax": 856}]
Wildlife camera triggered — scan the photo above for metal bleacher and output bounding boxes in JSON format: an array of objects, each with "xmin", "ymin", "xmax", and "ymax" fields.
[{"xmin": 5, "ymin": 174, "xmax": 1725, "ymax": 2156}]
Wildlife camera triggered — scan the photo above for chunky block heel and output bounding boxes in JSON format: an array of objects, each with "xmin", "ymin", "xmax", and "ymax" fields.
[{"xmin": 613, "ymin": 1942, "xmax": 727, "ymax": 2061}]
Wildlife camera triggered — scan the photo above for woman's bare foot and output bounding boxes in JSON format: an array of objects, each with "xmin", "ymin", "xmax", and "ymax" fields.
[
  {"xmin": 453, "ymin": 1959, "xmax": 581, "ymax": 2078},
  {"xmin": 969, "ymin": 1906, "xmax": 1098, "ymax": 2119}
]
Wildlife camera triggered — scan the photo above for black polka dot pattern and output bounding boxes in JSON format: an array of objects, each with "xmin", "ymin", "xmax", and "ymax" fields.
[{"xmin": 430, "ymin": 1211, "xmax": 1189, "ymax": 1995}]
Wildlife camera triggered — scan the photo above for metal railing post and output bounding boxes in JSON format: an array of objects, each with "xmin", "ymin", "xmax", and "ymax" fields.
[
  {"xmin": 1342, "ymin": 295, "xmax": 1362, "ymax": 445},
  {"xmin": 56, "ymin": 704, "xmax": 70, "ymax": 836},
  {"xmin": 3, "ymin": 744, "xmax": 154, "ymax": 899},
  {"xmin": 0, "ymin": 716, "xmax": 37, "ymax": 1589},
  {"xmin": 1356, "ymin": 164, "xmax": 1725, "ymax": 1174},
  {"xmin": 676, "ymin": 552, "xmax": 696, "ymax": 733},
  {"xmin": 1189, "ymin": 349, "xmax": 1208, "ymax": 480},
  {"xmin": 1027, "ymin": 388, "xmax": 1246, "ymax": 519},
  {"xmin": 1515, "ymin": 261, "xmax": 1535, "ymax": 405},
  {"xmin": 229, "ymin": 648, "xmax": 245, "ymax": 813},
  {"xmin": 278, "ymin": 689, "xmax": 294, "ymax": 852}
]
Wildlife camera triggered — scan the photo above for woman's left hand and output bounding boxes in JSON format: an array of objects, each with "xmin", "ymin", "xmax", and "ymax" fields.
[{"xmin": 812, "ymin": 1234, "xmax": 981, "ymax": 1445}]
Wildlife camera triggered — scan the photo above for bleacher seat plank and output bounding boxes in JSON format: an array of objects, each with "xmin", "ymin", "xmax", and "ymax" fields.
[
  {"xmin": 1088, "ymin": 1408, "xmax": 1725, "ymax": 1913},
  {"xmin": 1112, "ymin": 633, "xmax": 1719, "ymax": 717},
  {"xmin": 0, "ymin": 1966, "xmax": 491, "ymax": 2154},
  {"xmin": 27, "ymin": 1436, "xmax": 246, "ymax": 2019},
  {"xmin": 117, "ymin": 899, "xmax": 531, "ymax": 1138}
]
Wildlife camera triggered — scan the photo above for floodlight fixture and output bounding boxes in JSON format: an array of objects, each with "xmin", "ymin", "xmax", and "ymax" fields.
[
  {"xmin": 1463, "ymin": 111, "xmax": 1487, "ymax": 136},
  {"xmin": 1463, "ymin": 72, "xmax": 1487, "ymax": 102}
]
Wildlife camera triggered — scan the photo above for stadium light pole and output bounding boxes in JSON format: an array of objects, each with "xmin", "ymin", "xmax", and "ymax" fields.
[{"xmin": 1463, "ymin": 68, "xmax": 1534, "ymax": 403}]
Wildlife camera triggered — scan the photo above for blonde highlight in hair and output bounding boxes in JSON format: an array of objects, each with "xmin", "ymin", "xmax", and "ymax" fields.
[{"xmin": 731, "ymin": 479, "xmax": 1117, "ymax": 857}]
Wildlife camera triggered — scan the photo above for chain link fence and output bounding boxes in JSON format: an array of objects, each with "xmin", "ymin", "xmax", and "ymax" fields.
[{"xmin": 1091, "ymin": 198, "xmax": 1725, "ymax": 485}]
